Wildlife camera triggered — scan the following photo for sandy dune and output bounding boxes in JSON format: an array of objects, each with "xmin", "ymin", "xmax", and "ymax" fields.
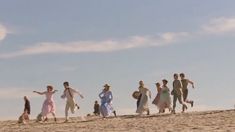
[{"xmin": 1, "ymin": 110, "xmax": 235, "ymax": 132}]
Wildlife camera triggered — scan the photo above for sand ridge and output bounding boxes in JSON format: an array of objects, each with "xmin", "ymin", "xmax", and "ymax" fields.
[{"xmin": 1, "ymin": 110, "xmax": 235, "ymax": 132}]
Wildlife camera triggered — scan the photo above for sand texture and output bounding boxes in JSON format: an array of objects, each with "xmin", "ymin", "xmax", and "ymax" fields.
[{"xmin": 1, "ymin": 110, "xmax": 235, "ymax": 132}]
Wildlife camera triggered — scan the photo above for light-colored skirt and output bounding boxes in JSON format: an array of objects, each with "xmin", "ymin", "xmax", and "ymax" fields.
[
  {"xmin": 157, "ymin": 92, "xmax": 171, "ymax": 110},
  {"xmin": 41, "ymin": 99, "xmax": 56, "ymax": 116},
  {"xmin": 100, "ymin": 102, "xmax": 114, "ymax": 117},
  {"xmin": 136, "ymin": 94, "xmax": 149, "ymax": 114},
  {"xmin": 152, "ymin": 93, "xmax": 160, "ymax": 106}
]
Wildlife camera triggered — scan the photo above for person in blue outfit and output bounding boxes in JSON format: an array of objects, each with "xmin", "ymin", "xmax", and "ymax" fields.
[{"xmin": 99, "ymin": 84, "xmax": 117, "ymax": 118}]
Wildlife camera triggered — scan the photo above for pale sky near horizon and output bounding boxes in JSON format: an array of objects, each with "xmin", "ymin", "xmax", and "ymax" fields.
[{"xmin": 0, "ymin": 0, "xmax": 235, "ymax": 120}]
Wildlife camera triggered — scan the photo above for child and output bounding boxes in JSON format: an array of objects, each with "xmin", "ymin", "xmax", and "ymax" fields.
[{"xmin": 93, "ymin": 101, "xmax": 100, "ymax": 116}]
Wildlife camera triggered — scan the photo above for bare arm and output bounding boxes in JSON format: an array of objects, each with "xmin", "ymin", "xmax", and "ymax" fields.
[
  {"xmin": 72, "ymin": 89, "xmax": 84, "ymax": 98},
  {"xmin": 157, "ymin": 87, "xmax": 161, "ymax": 93},
  {"xmin": 52, "ymin": 90, "xmax": 58, "ymax": 94},
  {"xmin": 187, "ymin": 80, "xmax": 195, "ymax": 88},
  {"xmin": 148, "ymin": 90, "xmax": 151, "ymax": 99},
  {"xmin": 33, "ymin": 91, "xmax": 45, "ymax": 95}
]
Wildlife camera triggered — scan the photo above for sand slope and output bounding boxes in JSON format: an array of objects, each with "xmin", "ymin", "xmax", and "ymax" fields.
[{"xmin": 1, "ymin": 110, "xmax": 235, "ymax": 132}]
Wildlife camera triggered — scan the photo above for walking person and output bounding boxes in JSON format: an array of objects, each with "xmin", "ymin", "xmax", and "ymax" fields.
[
  {"xmin": 180, "ymin": 73, "xmax": 195, "ymax": 112},
  {"xmin": 99, "ymin": 84, "xmax": 117, "ymax": 118},
  {"xmin": 157, "ymin": 80, "xmax": 172, "ymax": 113},
  {"xmin": 136, "ymin": 81, "xmax": 143, "ymax": 109},
  {"xmin": 33, "ymin": 85, "xmax": 57, "ymax": 122},
  {"xmin": 18, "ymin": 96, "xmax": 30, "ymax": 124},
  {"xmin": 136, "ymin": 80, "xmax": 151, "ymax": 115},
  {"xmin": 152, "ymin": 82, "xmax": 162, "ymax": 113},
  {"xmin": 172, "ymin": 74, "xmax": 187, "ymax": 114},
  {"xmin": 61, "ymin": 81, "xmax": 84, "ymax": 122}
]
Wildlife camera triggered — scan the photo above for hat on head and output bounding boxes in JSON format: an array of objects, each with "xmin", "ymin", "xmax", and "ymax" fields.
[{"xmin": 104, "ymin": 84, "xmax": 110, "ymax": 88}]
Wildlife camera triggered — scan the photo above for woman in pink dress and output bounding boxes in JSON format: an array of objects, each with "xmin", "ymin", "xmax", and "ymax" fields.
[
  {"xmin": 34, "ymin": 85, "xmax": 57, "ymax": 122},
  {"xmin": 152, "ymin": 82, "xmax": 161, "ymax": 113}
]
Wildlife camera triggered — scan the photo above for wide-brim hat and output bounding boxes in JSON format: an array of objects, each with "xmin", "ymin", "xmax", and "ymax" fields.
[{"xmin": 104, "ymin": 84, "xmax": 110, "ymax": 88}]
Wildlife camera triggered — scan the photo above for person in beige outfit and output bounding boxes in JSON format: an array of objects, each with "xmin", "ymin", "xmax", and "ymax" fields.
[
  {"xmin": 180, "ymin": 73, "xmax": 195, "ymax": 112},
  {"xmin": 172, "ymin": 74, "xmax": 187, "ymax": 114},
  {"xmin": 61, "ymin": 81, "xmax": 84, "ymax": 122},
  {"xmin": 136, "ymin": 80, "xmax": 151, "ymax": 115}
]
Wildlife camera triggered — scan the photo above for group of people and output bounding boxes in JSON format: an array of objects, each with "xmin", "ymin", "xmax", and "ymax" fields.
[
  {"xmin": 18, "ymin": 82, "xmax": 84, "ymax": 124},
  {"xmin": 18, "ymin": 81, "xmax": 117, "ymax": 124},
  {"xmin": 135, "ymin": 73, "xmax": 194, "ymax": 115},
  {"xmin": 18, "ymin": 73, "xmax": 195, "ymax": 124}
]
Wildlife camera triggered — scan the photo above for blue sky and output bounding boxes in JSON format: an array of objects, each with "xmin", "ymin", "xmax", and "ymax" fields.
[{"xmin": 0, "ymin": 0, "xmax": 235, "ymax": 120}]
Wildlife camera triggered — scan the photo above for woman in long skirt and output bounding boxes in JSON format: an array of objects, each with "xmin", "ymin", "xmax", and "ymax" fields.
[
  {"xmin": 34, "ymin": 85, "xmax": 57, "ymax": 122},
  {"xmin": 136, "ymin": 80, "xmax": 151, "ymax": 115},
  {"xmin": 157, "ymin": 79, "xmax": 172, "ymax": 113},
  {"xmin": 99, "ymin": 84, "xmax": 116, "ymax": 118},
  {"xmin": 152, "ymin": 82, "xmax": 161, "ymax": 112}
]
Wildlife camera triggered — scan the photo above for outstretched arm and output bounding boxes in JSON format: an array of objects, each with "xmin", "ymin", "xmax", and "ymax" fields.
[
  {"xmin": 187, "ymin": 80, "xmax": 195, "ymax": 88},
  {"xmin": 52, "ymin": 90, "xmax": 58, "ymax": 94},
  {"xmin": 33, "ymin": 91, "xmax": 45, "ymax": 95},
  {"xmin": 72, "ymin": 89, "xmax": 84, "ymax": 98}
]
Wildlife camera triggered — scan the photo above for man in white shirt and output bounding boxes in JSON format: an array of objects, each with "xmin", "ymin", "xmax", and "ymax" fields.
[{"xmin": 61, "ymin": 81, "xmax": 84, "ymax": 122}]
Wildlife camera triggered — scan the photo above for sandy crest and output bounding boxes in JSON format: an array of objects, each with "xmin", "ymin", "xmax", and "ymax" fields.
[{"xmin": 1, "ymin": 110, "xmax": 235, "ymax": 132}]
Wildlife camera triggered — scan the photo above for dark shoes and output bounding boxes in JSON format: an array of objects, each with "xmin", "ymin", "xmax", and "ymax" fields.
[
  {"xmin": 147, "ymin": 110, "xmax": 150, "ymax": 115},
  {"xmin": 43, "ymin": 117, "xmax": 48, "ymax": 122},
  {"xmin": 182, "ymin": 104, "xmax": 188, "ymax": 112},
  {"xmin": 191, "ymin": 101, "xmax": 194, "ymax": 107},
  {"xmin": 113, "ymin": 111, "xmax": 117, "ymax": 117},
  {"xmin": 75, "ymin": 104, "xmax": 80, "ymax": 109}
]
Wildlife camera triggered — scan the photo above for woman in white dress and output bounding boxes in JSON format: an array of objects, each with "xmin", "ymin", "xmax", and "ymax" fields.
[
  {"xmin": 157, "ymin": 79, "xmax": 172, "ymax": 113},
  {"xmin": 136, "ymin": 80, "xmax": 151, "ymax": 115}
]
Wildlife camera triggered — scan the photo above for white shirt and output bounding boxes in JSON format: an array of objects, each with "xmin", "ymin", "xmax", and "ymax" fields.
[{"xmin": 61, "ymin": 87, "xmax": 82, "ymax": 100}]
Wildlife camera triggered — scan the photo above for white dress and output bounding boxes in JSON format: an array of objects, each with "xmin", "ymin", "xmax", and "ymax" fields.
[{"xmin": 136, "ymin": 87, "xmax": 150, "ymax": 114}]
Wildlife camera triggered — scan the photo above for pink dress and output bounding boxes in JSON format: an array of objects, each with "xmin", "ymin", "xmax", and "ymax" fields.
[{"xmin": 41, "ymin": 92, "xmax": 56, "ymax": 116}]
